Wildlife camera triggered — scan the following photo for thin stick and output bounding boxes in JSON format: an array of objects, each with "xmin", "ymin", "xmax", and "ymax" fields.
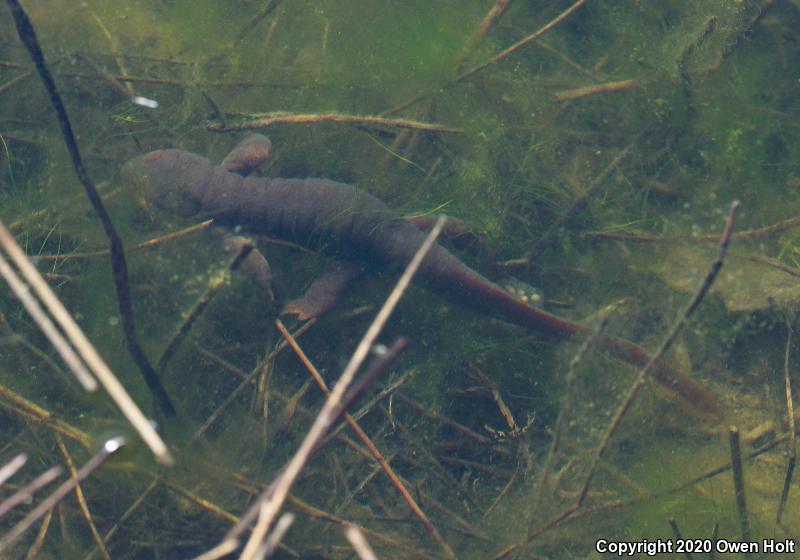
[
  {"xmin": 0, "ymin": 383, "xmax": 90, "ymax": 447},
  {"xmin": 250, "ymin": 511, "xmax": 294, "ymax": 560},
  {"xmin": 5, "ymin": 0, "xmax": 176, "ymax": 418},
  {"xmin": 322, "ymin": 337, "xmax": 408, "ymax": 436},
  {"xmin": 668, "ymin": 518, "xmax": 692, "ymax": 560},
  {"xmin": 346, "ymin": 525, "xmax": 378, "ymax": 560},
  {"xmin": 231, "ymin": 217, "xmax": 448, "ymax": 558},
  {"xmin": 576, "ymin": 201, "xmax": 738, "ymax": 508},
  {"xmin": 582, "ymin": 214, "xmax": 800, "ymax": 243},
  {"xmin": 553, "ymin": 79, "xmax": 638, "ymax": 102},
  {"xmin": 276, "ymin": 321, "xmax": 445, "ymax": 552},
  {"xmin": 456, "ymin": 0, "xmax": 588, "ymax": 82},
  {"xmin": 466, "ymin": 0, "xmax": 514, "ymax": 46},
  {"xmin": 232, "ymin": 0, "xmax": 283, "ymax": 46},
  {"xmin": 532, "ymin": 315, "xmax": 610, "ymax": 513},
  {"xmin": 0, "ymin": 221, "xmax": 172, "ymax": 464},
  {"xmin": 0, "ymin": 437, "xmax": 124, "ymax": 555},
  {"xmin": 23, "ymin": 507, "xmax": 51, "ymax": 560},
  {"xmin": 157, "ymin": 241, "xmax": 253, "ymax": 371},
  {"xmin": 208, "ymin": 111, "xmax": 462, "ymax": 134},
  {"xmin": 0, "ymin": 248, "xmax": 96, "ymax": 390},
  {"xmin": 0, "ymin": 465, "xmax": 62, "ymax": 519},
  {"xmin": 55, "ymin": 436, "xmax": 109, "ymax": 560},
  {"xmin": 0, "ymin": 452, "xmax": 27, "ymax": 485},
  {"xmin": 729, "ymin": 427, "xmax": 751, "ymax": 544},
  {"xmin": 777, "ymin": 310, "xmax": 798, "ymax": 523}
]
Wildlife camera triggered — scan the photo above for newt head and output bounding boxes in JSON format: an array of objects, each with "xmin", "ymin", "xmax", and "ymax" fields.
[{"xmin": 121, "ymin": 149, "xmax": 212, "ymax": 218}]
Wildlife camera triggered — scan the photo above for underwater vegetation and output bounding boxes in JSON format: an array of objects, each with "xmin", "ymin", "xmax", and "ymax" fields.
[{"xmin": 0, "ymin": 0, "xmax": 799, "ymax": 558}]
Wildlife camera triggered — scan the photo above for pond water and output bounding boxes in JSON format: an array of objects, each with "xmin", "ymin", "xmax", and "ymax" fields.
[{"xmin": 0, "ymin": 1, "xmax": 799, "ymax": 558}]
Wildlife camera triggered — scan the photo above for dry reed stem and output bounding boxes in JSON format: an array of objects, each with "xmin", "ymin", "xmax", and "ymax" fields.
[
  {"xmin": 251, "ymin": 511, "xmax": 294, "ymax": 560},
  {"xmin": 552, "ymin": 79, "xmax": 638, "ymax": 102},
  {"xmin": 285, "ymin": 494, "xmax": 429, "ymax": 558},
  {"xmin": 776, "ymin": 311, "xmax": 797, "ymax": 522},
  {"xmin": 230, "ymin": 217, "xmax": 448, "ymax": 559},
  {"xmin": 0, "ymin": 436, "xmax": 124, "ymax": 555},
  {"xmin": 0, "ymin": 452, "xmax": 27, "ymax": 485},
  {"xmin": 729, "ymin": 427, "xmax": 751, "ymax": 543},
  {"xmin": 55, "ymin": 435, "xmax": 110, "ymax": 560},
  {"xmin": 575, "ymin": 200, "xmax": 738, "ymax": 509},
  {"xmin": 0, "ymin": 241, "xmax": 96, "ymax": 390},
  {"xmin": 275, "ymin": 320, "xmax": 448, "ymax": 555},
  {"xmin": 208, "ymin": 111, "xmax": 462, "ymax": 134},
  {"xmin": 346, "ymin": 525, "xmax": 378, "ymax": 560},
  {"xmin": 0, "ymin": 220, "xmax": 172, "ymax": 463},
  {"xmin": 0, "ymin": 465, "xmax": 62, "ymax": 519}
]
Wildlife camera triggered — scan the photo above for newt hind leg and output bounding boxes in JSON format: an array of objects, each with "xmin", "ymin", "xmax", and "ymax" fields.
[{"xmin": 281, "ymin": 261, "xmax": 365, "ymax": 321}]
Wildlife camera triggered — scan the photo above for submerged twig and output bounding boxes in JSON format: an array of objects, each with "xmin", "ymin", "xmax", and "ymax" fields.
[
  {"xmin": 456, "ymin": 0, "xmax": 588, "ymax": 82},
  {"xmin": 729, "ymin": 427, "xmax": 751, "ymax": 544},
  {"xmin": 576, "ymin": 200, "xmax": 737, "ymax": 508},
  {"xmin": 0, "ymin": 220, "xmax": 172, "ymax": 464},
  {"xmin": 6, "ymin": 0, "xmax": 176, "ymax": 419},
  {"xmin": 464, "ymin": 0, "xmax": 514, "ymax": 48},
  {"xmin": 0, "ymin": 437, "xmax": 125, "ymax": 555},
  {"xmin": 0, "ymin": 465, "xmax": 62, "ymax": 520},
  {"xmin": 346, "ymin": 525, "xmax": 378, "ymax": 560},
  {"xmin": 226, "ymin": 217, "xmax": 448, "ymax": 558},
  {"xmin": 157, "ymin": 240, "xmax": 254, "ymax": 372},
  {"xmin": 208, "ymin": 111, "xmax": 462, "ymax": 134},
  {"xmin": 276, "ymin": 320, "xmax": 443, "ymax": 551},
  {"xmin": 55, "ymin": 436, "xmax": 109, "ymax": 560},
  {"xmin": 0, "ymin": 452, "xmax": 27, "ymax": 485},
  {"xmin": 532, "ymin": 315, "xmax": 610, "ymax": 514},
  {"xmin": 552, "ymin": 79, "xmax": 637, "ymax": 102},
  {"xmin": 777, "ymin": 310, "xmax": 798, "ymax": 523},
  {"xmin": 232, "ymin": 0, "xmax": 283, "ymax": 46},
  {"xmin": 0, "ymin": 233, "xmax": 96, "ymax": 390}
]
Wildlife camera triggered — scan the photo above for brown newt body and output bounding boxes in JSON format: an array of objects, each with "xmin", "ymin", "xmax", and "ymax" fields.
[{"xmin": 122, "ymin": 140, "xmax": 722, "ymax": 421}]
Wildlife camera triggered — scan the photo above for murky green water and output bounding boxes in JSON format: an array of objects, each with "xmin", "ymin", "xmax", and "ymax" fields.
[{"xmin": 0, "ymin": 1, "xmax": 799, "ymax": 558}]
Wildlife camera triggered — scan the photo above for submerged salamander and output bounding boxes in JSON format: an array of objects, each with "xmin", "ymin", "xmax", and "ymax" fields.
[{"xmin": 122, "ymin": 134, "xmax": 722, "ymax": 421}]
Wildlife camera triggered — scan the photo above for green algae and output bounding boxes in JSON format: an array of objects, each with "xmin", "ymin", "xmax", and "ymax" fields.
[{"xmin": 0, "ymin": 0, "xmax": 798, "ymax": 557}]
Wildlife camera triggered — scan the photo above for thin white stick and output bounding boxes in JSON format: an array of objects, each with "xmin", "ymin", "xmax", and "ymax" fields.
[
  {"xmin": 0, "ymin": 251, "xmax": 96, "ymax": 391},
  {"xmin": 0, "ymin": 452, "xmax": 27, "ymax": 486},
  {"xmin": 251, "ymin": 512, "xmax": 295, "ymax": 560},
  {"xmin": 0, "ymin": 437, "xmax": 123, "ymax": 554},
  {"xmin": 0, "ymin": 220, "xmax": 173, "ymax": 465},
  {"xmin": 236, "ymin": 217, "xmax": 446, "ymax": 559},
  {"xmin": 346, "ymin": 525, "xmax": 378, "ymax": 560}
]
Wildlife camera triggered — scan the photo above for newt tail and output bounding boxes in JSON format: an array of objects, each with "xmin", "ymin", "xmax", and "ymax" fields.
[{"xmin": 122, "ymin": 139, "xmax": 723, "ymax": 422}]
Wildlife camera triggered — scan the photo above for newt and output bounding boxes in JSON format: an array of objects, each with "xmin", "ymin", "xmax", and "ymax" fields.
[{"xmin": 122, "ymin": 134, "xmax": 722, "ymax": 421}]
